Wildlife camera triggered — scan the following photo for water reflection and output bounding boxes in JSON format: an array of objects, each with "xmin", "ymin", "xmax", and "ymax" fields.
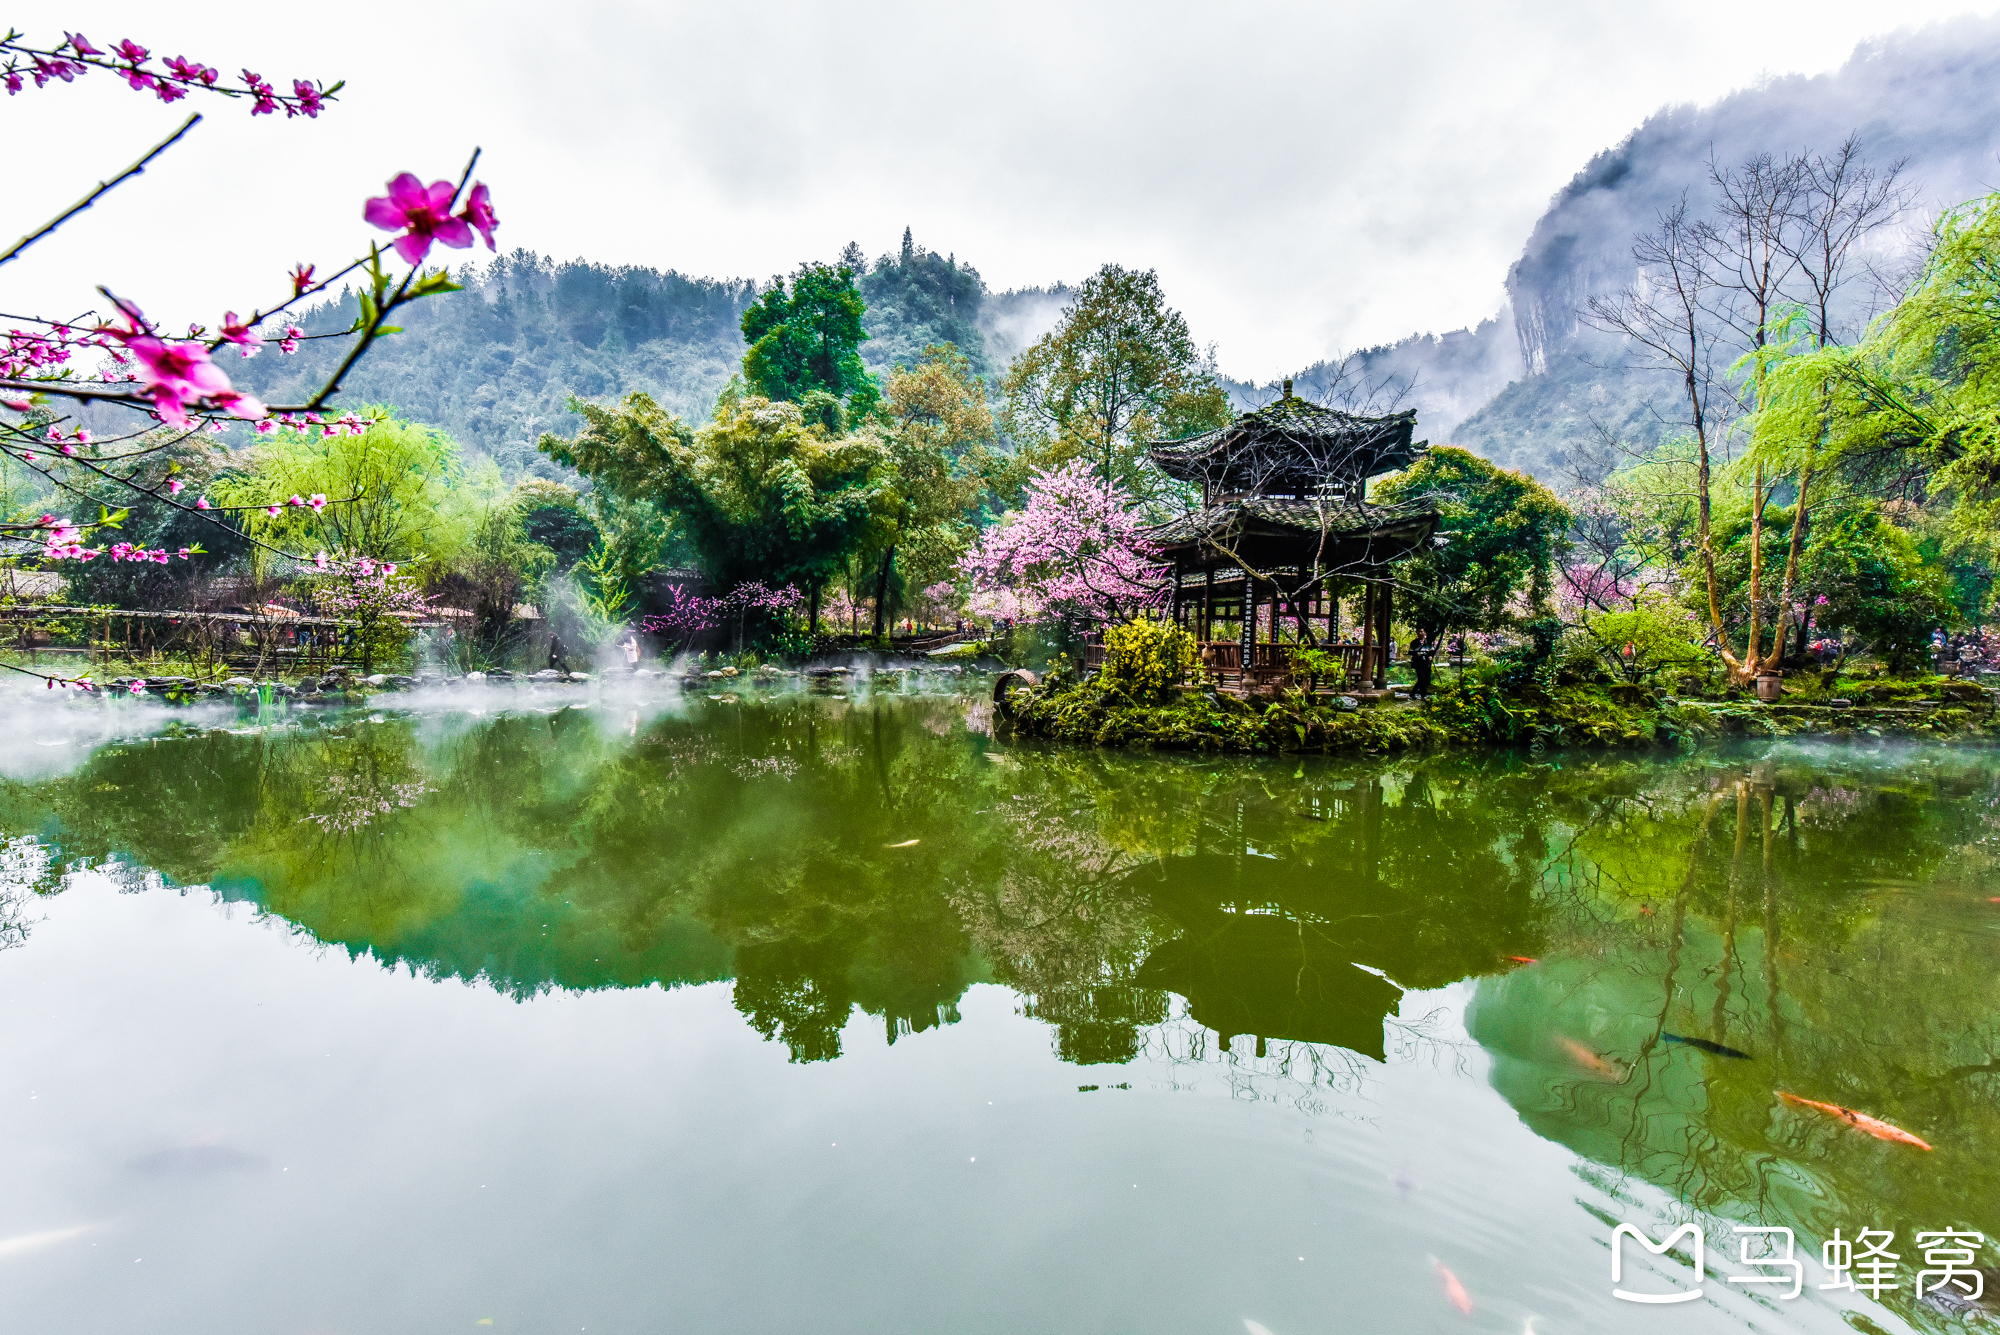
[{"xmin": 1, "ymin": 693, "xmax": 1995, "ymax": 1329}]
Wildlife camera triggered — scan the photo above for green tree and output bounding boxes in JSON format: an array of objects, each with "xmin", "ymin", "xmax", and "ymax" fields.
[
  {"xmin": 859, "ymin": 344, "xmax": 1003, "ymax": 635},
  {"xmin": 223, "ymin": 412, "xmax": 467, "ymax": 567},
  {"xmin": 1797, "ymin": 503, "xmax": 1956, "ymax": 671},
  {"xmin": 1000, "ymin": 264, "xmax": 1231, "ymax": 496},
  {"xmin": 537, "ymin": 391, "xmax": 888, "ymax": 596},
  {"xmin": 740, "ymin": 262, "xmax": 880, "ymax": 423},
  {"xmin": 513, "ymin": 481, "xmax": 600, "ymax": 570},
  {"xmin": 1373, "ymin": 446, "xmax": 1571, "ymax": 642}
]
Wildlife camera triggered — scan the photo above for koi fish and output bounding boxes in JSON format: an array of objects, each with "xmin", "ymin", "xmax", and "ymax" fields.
[
  {"xmin": 1662, "ymin": 1032, "xmax": 1752, "ymax": 1060},
  {"xmin": 1558, "ymin": 1035, "xmax": 1628, "ymax": 1081},
  {"xmin": 883, "ymin": 839, "xmax": 920, "ymax": 848},
  {"xmin": 1503, "ymin": 955, "xmax": 1539, "ymax": 965},
  {"xmin": 1777, "ymin": 1092, "xmax": 1933, "ymax": 1150},
  {"xmin": 1428, "ymin": 1255, "xmax": 1474, "ymax": 1314}
]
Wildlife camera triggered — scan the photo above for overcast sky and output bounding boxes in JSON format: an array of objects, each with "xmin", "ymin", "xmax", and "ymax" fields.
[{"xmin": 11, "ymin": 0, "xmax": 2000, "ymax": 380}]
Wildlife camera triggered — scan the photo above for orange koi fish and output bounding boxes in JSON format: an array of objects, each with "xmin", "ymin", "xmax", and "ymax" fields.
[
  {"xmin": 1777, "ymin": 1092, "xmax": 1933, "ymax": 1150},
  {"xmin": 1428, "ymin": 1256, "xmax": 1474, "ymax": 1314},
  {"xmin": 1503, "ymin": 955, "xmax": 1539, "ymax": 965},
  {"xmin": 1558, "ymin": 1035, "xmax": 1628, "ymax": 1081}
]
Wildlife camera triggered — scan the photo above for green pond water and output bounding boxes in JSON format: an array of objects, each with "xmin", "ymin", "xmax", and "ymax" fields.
[{"xmin": 0, "ymin": 682, "xmax": 1995, "ymax": 1334}]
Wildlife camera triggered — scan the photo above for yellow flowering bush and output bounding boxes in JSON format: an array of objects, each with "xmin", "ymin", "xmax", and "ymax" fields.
[{"xmin": 1097, "ymin": 618, "xmax": 1198, "ymax": 703}]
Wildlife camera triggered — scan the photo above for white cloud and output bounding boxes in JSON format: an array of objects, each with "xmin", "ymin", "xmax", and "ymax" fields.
[{"xmin": 8, "ymin": 0, "xmax": 1998, "ymax": 379}]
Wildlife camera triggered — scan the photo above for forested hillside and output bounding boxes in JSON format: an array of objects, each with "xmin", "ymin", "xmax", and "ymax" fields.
[{"xmin": 237, "ymin": 233, "xmax": 1056, "ymax": 477}]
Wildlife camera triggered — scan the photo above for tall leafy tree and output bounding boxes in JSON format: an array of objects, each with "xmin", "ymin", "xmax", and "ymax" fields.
[
  {"xmin": 860, "ymin": 344, "xmax": 1004, "ymax": 634},
  {"xmin": 1373, "ymin": 447, "xmax": 1571, "ymax": 643},
  {"xmin": 740, "ymin": 262, "xmax": 880, "ymax": 423},
  {"xmin": 1000, "ymin": 264, "xmax": 1231, "ymax": 496}
]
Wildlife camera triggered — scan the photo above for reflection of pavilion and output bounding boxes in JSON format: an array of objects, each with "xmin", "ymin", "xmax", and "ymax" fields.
[{"xmin": 1146, "ymin": 388, "xmax": 1440, "ymax": 692}]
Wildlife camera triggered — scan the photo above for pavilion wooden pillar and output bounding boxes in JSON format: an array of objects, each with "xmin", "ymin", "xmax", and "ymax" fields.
[
  {"xmin": 1202, "ymin": 567, "xmax": 1214, "ymax": 642},
  {"xmin": 1375, "ymin": 581, "xmax": 1392, "ymax": 688},
  {"xmin": 1240, "ymin": 575, "xmax": 1257, "ymax": 670},
  {"xmin": 1170, "ymin": 568, "xmax": 1183, "ymax": 628},
  {"xmin": 1326, "ymin": 586, "xmax": 1339, "ymax": 644},
  {"xmin": 1359, "ymin": 583, "xmax": 1375, "ymax": 687}
]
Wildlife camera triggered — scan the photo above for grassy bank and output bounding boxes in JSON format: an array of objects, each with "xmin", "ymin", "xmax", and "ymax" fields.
[{"xmin": 1002, "ymin": 668, "xmax": 2000, "ymax": 755}]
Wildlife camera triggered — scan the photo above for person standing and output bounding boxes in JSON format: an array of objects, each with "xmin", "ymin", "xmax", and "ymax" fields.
[
  {"xmin": 1410, "ymin": 632, "xmax": 1436, "ymax": 698},
  {"xmin": 622, "ymin": 633, "xmax": 640, "ymax": 671}
]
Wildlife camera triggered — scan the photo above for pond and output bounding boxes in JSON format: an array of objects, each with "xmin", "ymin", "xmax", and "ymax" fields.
[{"xmin": 0, "ymin": 682, "xmax": 1994, "ymax": 1334}]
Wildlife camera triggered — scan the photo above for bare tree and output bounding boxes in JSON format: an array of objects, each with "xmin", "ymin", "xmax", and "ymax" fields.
[
  {"xmin": 1696, "ymin": 151, "xmax": 1804, "ymax": 682},
  {"xmin": 1583, "ymin": 199, "xmax": 1739, "ymax": 660}
]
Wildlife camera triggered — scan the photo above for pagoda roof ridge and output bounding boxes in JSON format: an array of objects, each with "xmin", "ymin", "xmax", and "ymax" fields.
[{"xmin": 1146, "ymin": 395, "xmax": 1424, "ymax": 487}]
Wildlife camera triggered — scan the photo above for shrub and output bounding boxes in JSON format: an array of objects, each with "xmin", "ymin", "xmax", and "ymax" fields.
[
  {"xmin": 1097, "ymin": 619, "xmax": 1197, "ymax": 703},
  {"xmin": 1576, "ymin": 598, "xmax": 1709, "ymax": 684}
]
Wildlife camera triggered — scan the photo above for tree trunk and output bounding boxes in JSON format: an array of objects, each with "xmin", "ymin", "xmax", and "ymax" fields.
[
  {"xmin": 870, "ymin": 545, "xmax": 896, "ymax": 639},
  {"xmin": 1761, "ymin": 465, "xmax": 1814, "ymax": 676},
  {"xmin": 808, "ymin": 583, "xmax": 821, "ymax": 635}
]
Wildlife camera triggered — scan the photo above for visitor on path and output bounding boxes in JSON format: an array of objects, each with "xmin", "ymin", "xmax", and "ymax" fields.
[
  {"xmin": 622, "ymin": 634, "xmax": 640, "ymax": 671},
  {"xmin": 549, "ymin": 635, "xmax": 571, "ymax": 674},
  {"xmin": 1410, "ymin": 632, "xmax": 1436, "ymax": 698}
]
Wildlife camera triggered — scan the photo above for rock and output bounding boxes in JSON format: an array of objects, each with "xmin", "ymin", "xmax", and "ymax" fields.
[
  {"xmin": 365, "ymin": 674, "xmax": 389, "ymax": 687},
  {"xmin": 719, "ymin": 666, "xmax": 740, "ymax": 677},
  {"xmin": 566, "ymin": 671, "xmax": 589, "ymax": 682},
  {"xmin": 222, "ymin": 677, "xmax": 254, "ymax": 689},
  {"xmin": 386, "ymin": 675, "xmax": 417, "ymax": 688},
  {"xmin": 486, "ymin": 669, "xmax": 514, "ymax": 680},
  {"xmin": 276, "ymin": 684, "xmax": 297, "ymax": 697},
  {"xmin": 1830, "ymin": 698, "xmax": 1853, "ymax": 708},
  {"xmin": 704, "ymin": 669, "xmax": 727, "ymax": 679},
  {"xmin": 1334, "ymin": 695, "xmax": 1359, "ymax": 711},
  {"xmin": 465, "ymin": 670, "xmax": 486, "ymax": 682}
]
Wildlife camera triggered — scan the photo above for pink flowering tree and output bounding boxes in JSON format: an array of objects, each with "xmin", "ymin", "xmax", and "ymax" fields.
[
  {"xmin": 641, "ymin": 581, "xmax": 805, "ymax": 655},
  {"xmin": 0, "ymin": 29, "xmax": 498, "ymax": 686},
  {"xmin": 305, "ymin": 552, "xmax": 432, "ymax": 674},
  {"xmin": 960, "ymin": 460, "xmax": 1167, "ymax": 630}
]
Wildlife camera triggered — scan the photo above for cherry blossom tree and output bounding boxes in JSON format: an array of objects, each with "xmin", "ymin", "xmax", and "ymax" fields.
[
  {"xmin": 642, "ymin": 581, "xmax": 804, "ymax": 653},
  {"xmin": 305, "ymin": 552, "xmax": 432, "ymax": 674},
  {"xmin": 0, "ymin": 28, "xmax": 498, "ymax": 689},
  {"xmin": 960, "ymin": 459, "xmax": 1167, "ymax": 628}
]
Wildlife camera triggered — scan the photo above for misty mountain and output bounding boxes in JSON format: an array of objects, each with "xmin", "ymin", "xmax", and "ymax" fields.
[
  {"xmin": 1221, "ymin": 315, "xmax": 1521, "ymax": 438},
  {"xmin": 1446, "ymin": 15, "xmax": 2000, "ymax": 476}
]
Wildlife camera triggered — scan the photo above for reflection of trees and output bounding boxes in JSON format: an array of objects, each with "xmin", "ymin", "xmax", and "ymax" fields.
[
  {"xmin": 16, "ymin": 694, "xmax": 1995, "ymax": 1299},
  {"xmin": 0, "ymin": 835, "xmax": 56, "ymax": 953},
  {"xmin": 1469, "ymin": 746, "xmax": 2000, "ymax": 1333}
]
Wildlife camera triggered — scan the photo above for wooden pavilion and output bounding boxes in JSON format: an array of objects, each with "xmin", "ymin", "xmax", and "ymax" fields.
[{"xmin": 1144, "ymin": 386, "xmax": 1440, "ymax": 693}]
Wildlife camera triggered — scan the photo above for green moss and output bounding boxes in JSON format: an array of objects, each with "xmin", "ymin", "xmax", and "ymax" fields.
[{"xmin": 1003, "ymin": 672, "xmax": 1999, "ymax": 755}]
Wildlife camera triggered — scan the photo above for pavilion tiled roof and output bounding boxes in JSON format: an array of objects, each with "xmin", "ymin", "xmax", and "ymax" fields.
[{"xmin": 1146, "ymin": 398, "xmax": 1425, "ymax": 493}]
